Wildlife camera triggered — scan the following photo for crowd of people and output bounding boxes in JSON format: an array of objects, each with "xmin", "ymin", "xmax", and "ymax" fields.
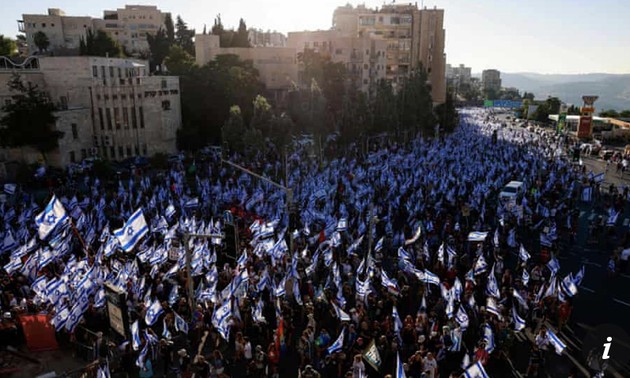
[{"xmin": 0, "ymin": 108, "xmax": 615, "ymax": 378}]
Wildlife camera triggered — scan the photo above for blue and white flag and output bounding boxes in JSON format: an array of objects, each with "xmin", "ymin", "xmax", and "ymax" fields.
[
  {"xmin": 114, "ymin": 208, "xmax": 148, "ymax": 252},
  {"xmin": 4, "ymin": 183, "xmax": 16, "ymax": 195},
  {"xmin": 327, "ymin": 327, "xmax": 345, "ymax": 354},
  {"xmin": 374, "ymin": 237, "xmax": 384, "ymax": 253},
  {"xmin": 332, "ymin": 301, "xmax": 350, "ymax": 321},
  {"xmin": 395, "ymin": 351, "xmax": 406, "ymax": 378},
  {"xmin": 486, "ymin": 297, "xmax": 501, "ymax": 319},
  {"xmin": 581, "ymin": 187, "xmax": 593, "ymax": 202},
  {"xmin": 483, "ymin": 324, "xmax": 495, "ymax": 353},
  {"xmin": 35, "ymin": 195, "xmax": 68, "ymax": 240},
  {"xmin": 464, "ymin": 361, "xmax": 489, "ymax": 378},
  {"xmin": 522, "ymin": 269, "xmax": 530, "ymax": 286},
  {"xmin": 404, "ymin": 224, "xmax": 422, "ymax": 245},
  {"xmin": 468, "ymin": 231, "xmax": 488, "ymax": 242},
  {"xmin": 381, "ymin": 270, "xmax": 400, "ymax": 295},
  {"xmin": 573, "ymin": 266, "xmax": 585, "ymax": 286},
  {"xmin": 162, "ymin": 318, "xmax": 172, "ymax": 339},
  {"xmin": 131, "ymin": 320, "xmax": 141, "ymax": 350},
  {"xmin": 547, "ymin": 256, "xmax": 560, "ymax": 276},
  {"xmin": 546, "ymin": 329, "xmax": 566, "ymax": 355},
  {"xmin": 512, "ymin": 307, "xmax": 526, "ymax": 331},
  {"xmin": 519, "ymin": 244, "xmax": 530, "ymax": 262},
  {"xmin": 135, "ymin": 343, "xmax": 149, "ymax": 368},
  {"xmin": 455, "ymin": 306, "xmax": 469, "ymax": 331},
  {"xmin": 561, "ymin": 274, "xmax": 578, "ymax": 297},
  {"xmin": 144, "ymin": 298, "xmax": 163, "ymax": 326},
  {"xmin": 174, "ymin": 311, "xmax": 189, "ymax": 334},
  {"xmin": 65, "ymin": 300, "xmax": 88, "ymax": 332},
  {"xmin": 393, "ymin": 305, "xmax": 403, "ymax": 338},
  {"xmin": 474, "ymin": 255, "xmax": 488, "ymax": 275},
  {"xmin": 423, "ymin": 269, "xmax": 440, "ymax": 286}
]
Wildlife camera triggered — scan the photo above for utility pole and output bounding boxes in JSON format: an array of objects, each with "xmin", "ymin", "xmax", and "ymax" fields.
[{"xmin": 221, "ymin": 158, "xmax": 294, "ymax": 254}]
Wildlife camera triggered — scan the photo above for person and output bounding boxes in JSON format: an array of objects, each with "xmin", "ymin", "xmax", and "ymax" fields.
[
  {"xmin": 526, "ymin": 344, "xmax": 543, "ymax": 378},
  {"xmin": 474, "ymin": 341, "xmax": 489, "ymax": 366},
  {"xmin": 422, "ymin": 352, "xmax": 438, "ymax": 378},
  {"xmin": 139, "ymin": 358, "xmax": 154, "ymax": 378},
  {"xmin": 351, "ymin": 354, "xmax": 365, "ymax": 378}
]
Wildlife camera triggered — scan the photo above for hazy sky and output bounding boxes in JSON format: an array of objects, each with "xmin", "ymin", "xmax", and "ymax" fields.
[{"xmin": 4, "ymin": 0, "xmax": 630, "ymax": 74}]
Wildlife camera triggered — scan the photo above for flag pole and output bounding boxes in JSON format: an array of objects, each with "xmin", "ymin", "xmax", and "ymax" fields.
[{"xmin": 69, "ymin": 218, "xmax": 90, "ymax": 257}]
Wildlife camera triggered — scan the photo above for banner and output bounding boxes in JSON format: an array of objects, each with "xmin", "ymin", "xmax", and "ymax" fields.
[{"xmin": 18, "ymin": 314, "xmax": 58, "ymax": 352}]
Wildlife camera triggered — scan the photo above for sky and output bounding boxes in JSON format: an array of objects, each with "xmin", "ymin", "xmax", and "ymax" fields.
[{"xmin": 3, "ymin": 0, "xmax": 630, "ymax": 74}]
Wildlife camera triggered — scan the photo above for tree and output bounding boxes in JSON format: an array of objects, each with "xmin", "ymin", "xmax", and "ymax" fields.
[
  {"xmin": 522, "ymin": 91, "xmax": 535, "ymax": 101},
  {"xmin": 222, "ymin": 105, "xmax": 246, "ymax": 154},
  {"xmin": 533, "ymin": 97, "xmax": 561, "ymax": 123},
  {"xmin": 567, "ymin": 105, "xmax": 581, "ymax": 115},
  {"xmin": 619, "ymin": 110, "xmax": 630, "ymax": 118},
  {"xmin": 398, "ymin": 67, "xmax": 435, "ymax": 136},
  {"xmin": 435, "ymin": 90, "xmax": 458, "ymax": 134},
  {"xmin": 175, "ymin": 16, "xmax": 195, "ymax": 56},
  {"xmin": 0, "ymin": 35, "xmax": 17, "ymax": 56},
  {"xmin": 33, "ymin": 31, "xmax": 50, "ymax": 53},
  {"xmin": 599, "ymin": 109, "xmax": 619, "ymax": 118},
  {"xmin": 146, "ymin": 28, "xmax": 171, "ymax": 73},
  {"xmin": 164, "ymin": 14, "xmax": 175, "ymax": 44},
  {"xmin": 163, "ymin": 45, "xmax": 196, "ymax": 75},
  {"xmin": 80, "ymin": 29, "xmax": 123, "ymax": 57},
  {"xmin": 232, "ymin": 19, "xmax": 250, "ymax": 47},
  {"xmin": 0, "ymin": 74, "xmax": 62, "ymax": 162}
]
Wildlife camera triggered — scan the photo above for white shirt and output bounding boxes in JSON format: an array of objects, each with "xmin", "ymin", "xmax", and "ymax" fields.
[{"xmin": 243, "ymin": 342, "xmax": 252, "ymax": 360}]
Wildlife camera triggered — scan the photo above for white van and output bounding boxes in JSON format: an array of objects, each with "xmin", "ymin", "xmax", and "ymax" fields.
[{"xmin": 499, "ymin": 181, "xmax": 524, "ymax": 203}]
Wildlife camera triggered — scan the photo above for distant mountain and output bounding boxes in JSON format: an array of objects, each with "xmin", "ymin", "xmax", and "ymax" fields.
[
  {"xmin": 472, "ymin": 72, "xmax": 630, "ymax": 111},
  {"xmin": 506, "ymin": 73, "xmax": 630, "ymax": 111}
]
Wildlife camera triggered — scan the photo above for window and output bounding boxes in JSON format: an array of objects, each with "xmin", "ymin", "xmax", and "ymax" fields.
[
  {"xmin": 51, "ymin": 23, "xmax": 55, "ymax": 27},
  {"xmin": 121, "ymin": 94, "xmax": 126, "ymax": 100},
  {"xmin": 42, "ymin": 23, "xmax": 46, "ymax": 28},
  {"xmin": 126, "ymin": 146, "xmax": 132, "ymax": 157},
  {"xmin": 71, "ymin": 123, "xmax": 78, "ymax": 139},
  {"xmin": 363, "ymin": 79, "xmax": 368, "ymax": 85},
  {"xmin": 114, "ymin": 108, "xmax": 120, "ymax": 129},
  {"xmin": 162, "ymin": 100, "xmax": 171, "ymax": 110},
  {"xmin": 161, "ymin": 79, "xmax": 167, "ymax": 89},
  {"xmin": 142, "ymin": 144, "xmax": 147, "ymax": 156},
  {"xmin": 69, "ymin": 151, "xmax": 76, "ymax": 163},
  {"xmin": 123, "ymin": 107, "xmax": 129, "ymax": 128},
  {"xmin": 118, "ymin": 67, "xmax": 122, "ymax": 78},
  {"xmin": 313, "ymin": 42, "xmax": 318, "ymax": 47},
  {"xmin": 112, "ymin": 94, "xmax": 117, "ymax": 100},
  {"xmin": 364, "ymin": 64, "xmax": 368, "ymax": 70},
  {"xmin": 81, "ymin": 149, "xmax": 87, "ymax": 160},
  {"xmin": 335, "ymin": 48, "xmax": 342, "ymax": 55},
  {"xmin": 118, "ymin": 146, "xmax": 123, "ymax": 158},
  {"xmin": 101, "ymin": 66, "xmax": 106, "ymax": 78},
  {"xmin": 92, "ymin": 65, "xmax": 98, "ymax": 77},
  {"xmin": 110, "ymin": 146, "xmax": 115, "ymax": 158},
  {"xmin": 104, "ymin": 94, "xmax": 109, "ymax": 100},
  {"xmin": 102, "ymin": 147, "xmax": 107, "ymax": 158},
  {"xmin": 366, "ymin": 49, "xmax": 369, "ymax": 55},
  {"xmin": 139, "ymin": 106, "xmax": 144, "ymax": 128},
  {"xmin": 131, "ymin": 108, "xmax": 137, "ymax": 129},
  {"xmin": 109, "ymin": 67, "xmax": 114, "ymax": 78},
  {"xmin": 134, "ymin": 145, "xmax": 140, "ymax": 156},
  {"xmin": 106, "ymin": 108, "xmax": 112, "ymax": 130}
]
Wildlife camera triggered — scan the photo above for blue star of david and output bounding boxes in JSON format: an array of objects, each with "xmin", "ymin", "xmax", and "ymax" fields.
[
  {"xmin": 147, "ymin": 309, "xmax": 155, "ymax": 318},
  {"xmin": 126, "ymin": 226, "xmax": 135, "ymax": 236},
  {"xmin": 46, "ymin": 214, "xmax": 57, "ymax": 225}
]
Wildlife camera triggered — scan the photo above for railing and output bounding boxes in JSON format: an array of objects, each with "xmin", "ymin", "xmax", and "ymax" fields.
[{"xmin": 0, "ymin": 56, "xmax": 40, "ymax": 71}]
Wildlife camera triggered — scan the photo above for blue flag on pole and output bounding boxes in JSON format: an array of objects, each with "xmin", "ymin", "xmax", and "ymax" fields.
[
  {"xmin": 114, "ymin": 208, "xmax": 149, "ymax": 252},
  {"xmin": 35, "ymin": 195, "xmax": 68, "ymax": 240}
]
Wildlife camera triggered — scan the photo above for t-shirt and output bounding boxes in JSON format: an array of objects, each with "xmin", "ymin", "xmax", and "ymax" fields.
[
  {"xmin": 244, "ymin": 342, "xmax": 252, "ymax": 360},
  {"xmin": 422, "ymin": 357, "xmax": 438, "ymax": 378}
]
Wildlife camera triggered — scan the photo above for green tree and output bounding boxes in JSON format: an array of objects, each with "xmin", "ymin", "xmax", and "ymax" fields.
[
  {"xmin": 147, "ymin": 28, "xmax": 172, "ymax": 72},
  {"xmin": 163, "ymin": 45, "xmax": 196, "ymax": 75},
  {"xmin": 33, "ymin": 31, "xmax": 50, "ymax": 53},
  {"xmin": 222, "ymin": 105, "xmax": 246, "ymax": 154},
  {"xmin": 370, "ymin": 79, "xmax": 398, "ymax": 135},
  {"xmin": 567, "ymin": 105, "xmax": 581, "ymax": 115},
  {"xmin": 398, "ymin": 67, "xmax": 435, "ymax": 136},
  {"xmin": 599, "ymin": 109, "xmax": 619, "ymax": 118},
  {"xmin": 0, "ymin": 74, "xmax": 62, "ymax": 162},
  {"xmin": 232, "ymin": 18, "xmax": 250, "ymax": 47},
  {"xmin": 522, "ymin": 91, "xmax": 535, "ymax": 101},
  {"xmin": 533, "ymin": 97, "xmax": 561, "ymax": 122},
  {"xmin": 175, "ymin": 16, "xmax": 195, "ymax": 56},
  {"xmin": 164, "ymin": 14, "xmax": 175, "ymax": 44},
  {"xmin": 435, "ymin": 90, "xmax": 458, "ymax": 134},
  {"xmin": 80, "ymin": 30, "xmax": 123, "ymax": 57},
  {"xmin": 619, "ymin": 110, "xmax": 630, "ymax": 118},
  {"xmin": 0, "ymin": 35, "xmax": 17, "ymax": 56}
]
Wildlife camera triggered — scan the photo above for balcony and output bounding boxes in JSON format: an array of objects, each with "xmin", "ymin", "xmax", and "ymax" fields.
[{"xmin": 17, "ymin": 20, "xmax": 25, "ymax": 32}]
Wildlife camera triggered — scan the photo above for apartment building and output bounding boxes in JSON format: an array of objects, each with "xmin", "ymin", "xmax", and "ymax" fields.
[
  {"xmin": 446, "ymin": 64, "xmax": 472, "ymax": 85},
  {"xmin": 0, "ymin": 56, "xmax": 181, "ymax": 167},
  {"xmin": 330, "ymin": 3, "xmax": 446, "ymax": 104},
  {"xmin": 248, "ymin": 29, "xmax": 287, "ymax": 47},
  {"xmin": 482, "ymin": 69, "xmax": 502, "ymax": 93},
  {"xmin": 195, "ymin": 34, "xmax": 298, "ymax": 105},
  {"xmin": 18, "ymin": 6, "xmax": 170, "ymax": 56}
]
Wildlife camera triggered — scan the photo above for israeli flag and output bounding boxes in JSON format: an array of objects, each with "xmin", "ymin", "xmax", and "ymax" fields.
[
  {"xmin": 519, "ymin": 244, "xmax": 530, "ymax": 262},
  {"xmin": 94, "ymin": 288, "xmax": 106, "ymax": 308},
  {"xmin": 546, "ymin": 329, "xmax": 566, "ymax": 355},
  {"xmin": 65, "ymin": 300, "xmax": 88, "ymax": 332},
  {"xmin": 381, "ymin": 270, "xmax": 400, "ymax": 295},
  {"xmin": 423, "ymin": 269, "xmax": 440, "ymax": 286},
  {"xmin": 474, "ymin": 255, "xmax": 488, "ymax": 275},
  {"xmin": 35, "ymin": 195, "xmax": 68, "ymax": 240},
  {"xmin": 168, "ymin": 285, "xmax": 179, "ymax": 306},
  {"xmin": 467, "ymin": 231, "xmax": 488, "ymax": 242},
  {"xmin": 512, "ymin": 288, "xmax": 529, "ymax": 310},
  {"xmin": 374, "ymin": 237, "xmax": 384, "ymax": 252},
  {"xmin": 483, "ymin": 324, "xmax": 495, "ymax": 353},
  {"xmin": 522, "ymin": 269, "xmax": 530, "ymax": 286},
  {"xmin": 4, "ymin": 183, "xmax": 16, "ymax": 195},
  {"xmin": 512, "ymin": 307, "xmax": 526, "ymax": 331},
  {"xmin": 486, "ymin": 267, "xmax": 501, "ymax": 298},
  {"xmin": 395, "ymin": 352, "xmax": 407, "ymax": 378},
  {"xmin": 592, "ymin": 172, "xmax": 605, "ymax": 183},
  {"xmin": 333, "ymin": 302, "xmax": 350, "ymax": 321},
  {"xmin": 135, "ymin": 343, "xmax": 149, "ymax": 368},
  {"xmin": 561, "ymin": 274, "xmax": 578, "ymax": 297},
  {"xmin": 114, "ymin": 208, "xmax": 148, "ymax": 252},
  {"xmin": 486, "ymin": 297, "xmax": 501, "ymax": 318},
  {"xmin": 326, "ymin": 327, "xmax": 345, "ymax": 354},
  {"xmin": 608, "ymin": 208, "xmax": 619, "ymax": 226},
  {"xmin": 581, "ymin": 187, "xmax": 592, "ymax": 202},
  {"xmin": 162, "ymin": 318, "xmax": 172, "ymax": 339},
  {"xmin": 393, "ymin": 306, "xmax": 403, "ymax": 337},
  {"xmin": 144, "ymin": 298, "xmax": 163, "ymax": 326},
  {"xmin": 464, "ymin": 361, "xmax": 490, "ymax": 378},
  {"xmin": 52, "ymin": 306, "xmax": 70, "ymax": 331},
  {"xmin": 337, "ymin": 218, "xmax": 348, "ymax": 231},
  {"xmin": 455, "ymin": 306, "xmax": 469, "ymax": 331},
  {"xmin": 547, "ymin": 256, "xmax": 560, "ymax": 275},
  {"xmin": 174, "ymin": 311, "xmax": 189, "ymax": 334},
  {"xmin": 131, "ymin": 320, "xmax": 141, "ymax": 350},
  {"xmin": 184, "ymin": 197, "xmax": 199, "ymax": 209},
  {"xmin": 252, "ymin": 299, "xmax": 266, "ymax": 324},
  {"xmin": 574, "ymin": 266, "xmax": 585, "ymax": 286},
  {"xmin": 165, "ymin": 203, "xmax": 176, "ymax": 219}
]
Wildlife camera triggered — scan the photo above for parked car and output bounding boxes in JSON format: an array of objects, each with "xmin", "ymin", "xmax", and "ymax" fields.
[{"xmin": 499, "ymin": 181, "xmax": 524, "ymax": 204}]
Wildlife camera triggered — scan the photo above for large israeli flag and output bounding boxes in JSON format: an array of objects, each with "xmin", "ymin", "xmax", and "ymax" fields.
[
  {"xmin": 144, "ymin": 298, "xmax": 163, "ymax": 326},
  {"xmin": 512, "ymin": 307, "xmax": 526, "ymax": 331},
  {"xmin": 131, "ymin": 320, "xmax": 141, "ymax": 350},
  {"xmin": 35, "ymin": 195, "xmax": 68, "ymax": 240},
  {"xmin": 395, "ymin": 352, "xmax": 406, "ymax": 378},
  {"xmin": 114, "ymin": 208, "xmax": 149, "ymax": 252}
]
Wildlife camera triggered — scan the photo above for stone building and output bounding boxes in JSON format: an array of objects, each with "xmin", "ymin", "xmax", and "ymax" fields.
[{"xmin": 0, "ymin": 56, "xmax": 181, "ymax": 167}]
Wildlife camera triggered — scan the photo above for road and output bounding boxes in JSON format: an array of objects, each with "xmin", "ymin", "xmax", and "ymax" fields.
[{"xmin": 496, "ymin": 116, "xmax": 630, "ymax": 377}]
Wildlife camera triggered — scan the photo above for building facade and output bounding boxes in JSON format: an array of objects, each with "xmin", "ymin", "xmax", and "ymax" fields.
[
  {"xmin": 330, "ymin": 3, "xmax": 446, "ymax": 104},
  {"xmin": 195, "ymin": 34, "xmax": 298, "ymax": 106},
  {"xmin": 248, "ymin": 29, "xmax": 287, "ymax": 47},
  {"xmin": 18, "ymin": 6, "xmax": 170, "ymax": 57},
  {"xmin": 482, "ymin": 69, "xmax": 501, "ymax": 93},
  {"xmin": 446, "ymin": 64, "xmax": 472, "ymax": 85},
  {"xmin": 0, "ymin": 56, "xmax": 181, "ymax": 167}
]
